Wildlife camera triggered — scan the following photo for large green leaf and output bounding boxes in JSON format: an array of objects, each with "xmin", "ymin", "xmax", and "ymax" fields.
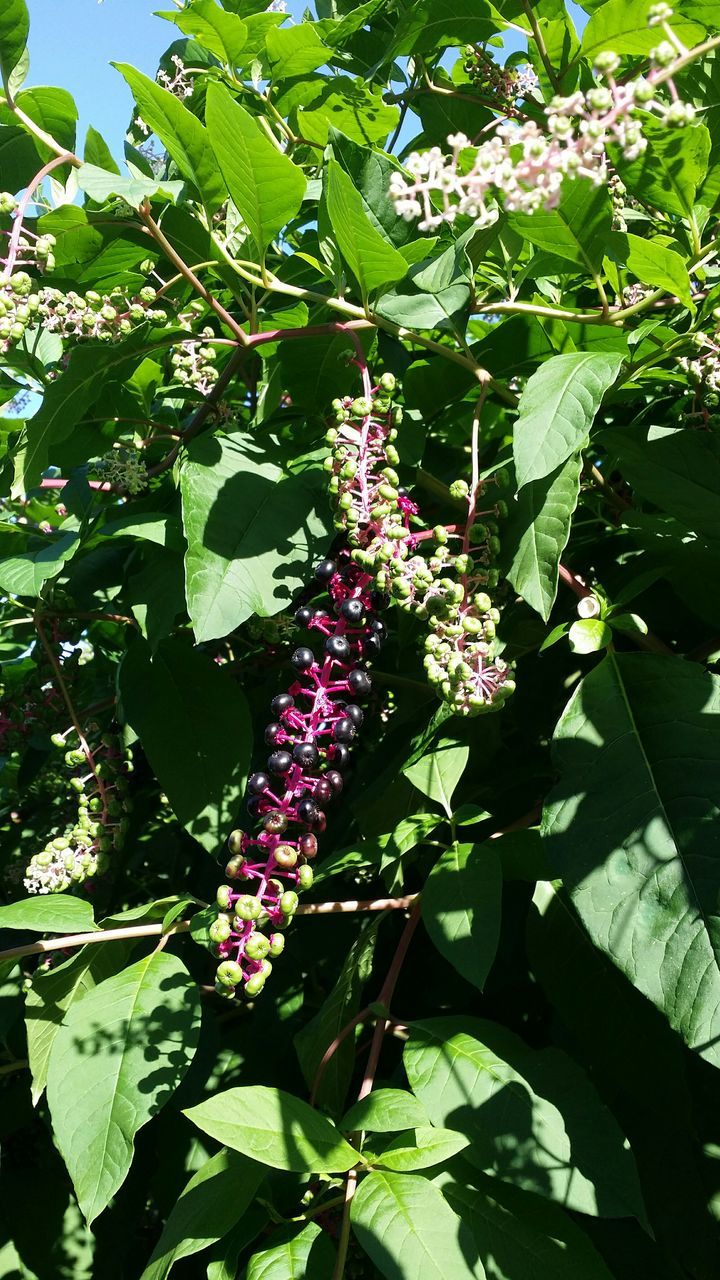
[
  {"xmin": 0, "ymin": 0, "xmax": 29, "ymax": 89},
  {"xmin": 404, "ymin": 1019, "xmax": 644, "ymax": 1216},
  {"xmin": 613, "ymin": 118, "xmax": 711, "ymax": 219},
  {"xmin": 246, "ymin": 1222, "xmax": 335, "ymax": 1280},
  {"xmin": 513, "ymin": 352, "xmax": 622, "ymax": 490},
  {"xmin": 297, "ymin": 79, "xmax": 399, "ymax": 149},
  {"xmin": 266, "ymin": 24, "xmax": 330, "ymax": 78},
  {"xmin": 442, "ymin": 1178, "xmax": 615, "ymax": 1280},
  {"xmin": 46, "ymin": 951, "xmax": 201, "ymax": 1224},
  {"xmin": 294, "ymin": 918, "xmax": 378, "ymax": 1115},
  {"xmin": 606, "ymin": 232, "xmax": 693, "ymax": 310},
  {"xmin": 140, "ymin": 1150, "xmax": 263, "ymax": 1280},
  {"xmin": 508, "ymin": 180, "xmax": 612, "ymax": 272},
  {"xmin": 118, "ymin": 636, "xmax": 252, "ymax": 852},
  {"xmin": 156, "ymin": 2, "xmax": 248, "ymax": 66},
  {"xmin": 350, "ymin": 1170, "xmax": 484, "ymax": 1279},
  {"xmin": 324, "ymin": 158, "xmax": 408, "ymax": 299},
  {"xmin": 180, "ymin": 433, "xmax": 330, "ymax": 642},
  {"xmin": 329, "ymin": 128, "xmax": 415, "ymax": 248},
  {"xmin": 0, "ymin": 530, "xmax": 79, "ymax": 597},
  {"xmin": 375, "ymin": 235, "xmax": 473, "ymax": 333},
  {"xmin": 369, "ymin": 1127, "xmax": 470, "ymax": 1172},
  {"xmin": 0, "ymin": 895, "xmax": 96, "ymax": 934},
  {"xmin": 503, "ymin": 451, "xmax": 583, "ymax": 621},
  {"xmin": 542, "ymin": 652, "xmax": 720, "ymax": 1069},
  {"xmin": 581, "ymin": 0, "xmax": 704, "ymax": 59},
  {"xmin": 342, "ymin": 1089, "xmax": 430, "ymax": 1134},
  {"xmin": 184, "ymin": 1086, "xmax": 359, "ymax": 1173},
  {"xmin": 205, "ymin": 82, "xmax": 306, "ymax": 260},
  {"xmin": 387, "ymin": 0, "xmax": 501, "ymax": 57},
  {"xmin": 422, "ymin": 843, "xmax": 501, "ymax": 991},
  {"xmin": 114, "ymin": 64, "xmax": 226, "ymax": 214},
  {"xmin": 603, "ymin": 424, "xmax": 720, "ymax": 545},
  {"xmin": 403, "ymin": 739, "xmax": 469, "ymax": 818},
  {"xmin": 25, "ymin": 941, "xmax": 134, "ymax": 1106}
]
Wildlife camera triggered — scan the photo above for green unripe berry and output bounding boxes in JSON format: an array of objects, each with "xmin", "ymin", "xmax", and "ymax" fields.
[
  {"xmin": 209, "ymin": 917, "xmax": 232, "ymax": 944},
  {"xmin": 298, "ymin": 864, "xmax": 314, "ymax": 890},
  {"xmin": 269, "ymin": 932, "xmax": 285, "ymax": 957},
  {"xmin": 351, "ymin": 397, "xmax": 372, "ymax": 418},
  {"xmin": 273, "ymin": 843, "xmax": 298, "ymax": 868},
  {"xmin": 280, "ymin": 890, "xmax": 299, "ymax": 916},
  {"xmin": 245, "ymin": 933, "xmax": 271, "ymax": 961},
  {"xmin": 235, "ymin": 894, "xmax": 261, "ymax": 921},
  {"xmin": 379, "ymin": 372, "xmax": 396, "ymax": 393},
  {"xmin": 449, "ymin": 479, "xmax": 469, "ymax": 500},
  {"xmin": 217, "ymin": 884, "xmax": 233, "ymax": 910},
  {"xmin": 217, "ymin": 960, "xmax": 243, "ymax": 987},
  {"xmin": 244, "ymin": 973, "xmax": 265, "ymax": 998}
]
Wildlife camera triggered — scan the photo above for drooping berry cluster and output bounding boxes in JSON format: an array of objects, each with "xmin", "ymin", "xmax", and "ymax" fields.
[
  {"xmin": 212, "ymin": 555, "xmax": 383, "ymax": 999},
  {"xmin": 24, "ymin": 727, "xmax": 131, "ymax": 895},
  {"xmin": 462, "ymin": 46, "xmax": 538, "ymax": 104},
  {"xmin": 91, "ymin": 446, "xmax": 149, "ymax": 494},
  {"xmin": 38, "ymin": 285, "xmax": 167, "ymax": 343}
]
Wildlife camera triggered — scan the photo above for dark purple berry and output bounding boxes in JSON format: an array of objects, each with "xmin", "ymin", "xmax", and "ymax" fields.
[
  {"xmin": 293, "ymin": 741, "xmax": 320, "ymax": 770},
  {"xmin": 299, "ymin": 832, "xmax": 318, "ymax": 859},
  {"xmin": 271, "ymin": 693, "xmax": 294, "ymax": 716},
  {"xmin": 326, "ymin": 635, "xmax": 350, "ymax": 662},
  {"xmin": 248, "ymin": 771, "xmax": 270, "ymax": 794},
  {"xmin": 313, "ymin": 810, "xmax": 327, "ymax": 834},
  {"xmin": 325, "ymin": 769, "xmax": 343, "ymax": 795},
  {"xmin": 334, "ymin": 717, "xmax": 356, "ymax": 743},
  {"xmin": 246, "ymin": 795, "xmax": 263, "ymax": 818},
  {"xmin": 348, "ymin": 669, "xmax": 372, "ymax": 697},
  {"xmin": 292, "ymin": 647, "xmax": 315, "ymax": 672},
  {"xmin": 265, "ymin": 723, "xmax": 283, "ymax": 747},
  {"xmin": 340, "ymin": 598, "xmax": 365, "ymax": 624},
  {"xmin": 344, "ymin": 704, "xmax": 364, "ymax": 728},
  {"xmin": 294, "ymin": 606, "xmax": 313, "ymax": 627},
  {"xmin": 328, "ymin": 743, "xmax": 350, "ymax": 768},
  {"xmin": 314, "ymin": 778, "xmax": 332, "ymax": 805},
  {"xmin": 363, "ymin": 634, "xmax": 382, "ymax": 657},
  {"xmin": 268, "ymin": 750, "xmax": 292, "ymax": 776},
  {"xmin": 370, "ymin": 619, "xmax": 387, "ymax": 641},
  {"xmin": 297, "ymin": 798, "xmax": 318, "ymax": 825},
  {"xmin": 315, "ymin": 559, "xmax": 337, "ymax": 583}
]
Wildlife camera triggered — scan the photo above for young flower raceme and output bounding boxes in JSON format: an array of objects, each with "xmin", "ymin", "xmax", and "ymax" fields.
[
  {"xmin": 390, "ymin": 39, "xmax": 696, "ymax": 230},
  {"xmin": 212, "ymin": 555, "xmax": 382, "ymax": 1000}
]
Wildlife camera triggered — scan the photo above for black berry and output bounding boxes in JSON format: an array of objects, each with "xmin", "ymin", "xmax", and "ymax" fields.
[
  {"xmin": 248, "ymin": 772, "xmax": 270, "ymax": 795},
  {"xmin": 268, "ymin": 750, "xmax": 292, "ymax": 776},
  {"xmin": 291, "ymin": 647, "xmax": 314, "ymax": 672},
  {"xmin": 293, "ymin": 741, "xmax": 320, "ymax": 770},
  {"xmin": 326, "ymin": 635, "xmax": 350, "ymax": 662},
  {"xmin": 271, "ymin": 693, "xmax": 294, "ymax": 716},
  {"xmin": 315, "ymin": 559, "xmax": 336, "ymax": 583}
]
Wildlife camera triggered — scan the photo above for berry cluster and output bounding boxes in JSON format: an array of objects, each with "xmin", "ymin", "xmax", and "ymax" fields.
[
  {"xmin": 38, "ymin": 285, "xmax": 166, "ymax": 343},
  {"xmin": 212, "ymin": 555, "xmax": 382, "ymax": 999},
  {"xmin": 390, "ymin": 22, "xmax": 697, "ymax": 231},
  {"xmin": 24, "ymin": 729, "xmax": 130, "ymax": 895},
  {"xmin": 462, "ymin": 47, "xmax": 538, "ymax": 104},
  {"xmin": 92, "ymin": 446, "xmax": 148, "ymax": 494},
  {"xmin": 0, "ymin": 272, "xmax": 42, "ymax": 352},
  {"xmin": 171, "ymin": 310, "xmax": 219, "ymax": 395},
  {"xmin": 677, "ymin": 321, "xmax": 720, "ymax": 397}
]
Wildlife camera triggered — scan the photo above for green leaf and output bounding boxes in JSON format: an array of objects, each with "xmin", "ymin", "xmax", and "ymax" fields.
[
  {"xmin": 267, "ymin": 24, "xmax": 330, "ymax": 78},
  {"xmin": 25, "ymin": 941, "xmax": 134, "ymax": 1107},
  {"xmin": 17, "ymin": 331, "xmax": 150, "ymax": 491},
  {"xmin": 422, "ymin": 842, "xmax": 502, "ymax": 991},
  {"xmin": 513, "ymin": 352, "xmax": 622, "ymax": 490},
  {"xmin": 0, "ymin": 0, "xmax": 29, "ymax": 90},
  {"xmin": 324, "ymin": 158, "xmax": 408, "ymax": 299},
  {"xmin": 76, "ymin": 162, "xmax": 185, "ymax": 208},
  {"xmin": 581, "ymin": 0, "xmax": 704, "ymax": 60},
  {"xmin": 156, "ymin": 2, "xmax": 248, "ymax": 66},
  {"xmin": 140, "ymin": 1151, "xmax": 263, "ymax": 1280},
  {"xmin": 375, "ymin": 234, "xmax": 473, "ymax": 332},
  {"xmin": 503, "ymin": 451, "xmax": 583, "ymax": 620},
  {"xmin": 328, "ymin": 128, "xmax": 415, "ymax": 248},
  {"xmin": 605, "ymin": 232, "xmax": 693, "ymax": 309},
  {"xmin": 46, "ymin": 951, "xmax": 201, "ymax": 1224},
  {"xmin": 350, "ymin": 1170, "xmax": 484, "ymax": 1279},
  {"xmin": 342, "ymin": 1089, "xmax": 430, "ymax": 1134},
  {"xmin": 84, "ymin": 123, "xmax": 120, "ymax": 172},
  {"xmin": 0, "ymin": 895, "xmax": 97, "ymax": 934},
  {"xmin": 613, "ymin": 118, "xmax": 711, "ymax": 219},
  {"xmin": 568, "ymin": 618, "xmax": 612, "ymax": 653},
  {"xmin": 113, "ymin": 64, "xmax": 226, "ymax": 214},
  {"xmin": 404, "ymin": 1019, "xmax": 644, "ymax": 1216},
  {"xmin": 508, "ymin": 180, "xmax": 612, "ymax": 272},
  {"xmin": 180, "ymin": 433, "xmax": 329, "ymax": 643},
  {"xmin": 369, "ymin": 1127, "xmax": 470, "ymax": 1172},
  {"xmin": 118, "ymin": 636, "xmax": 252, "ymax": 852},
  {"xmin": 602, "ymin": 424, "xmax": 720, "ymax": 545},
  {"xmin": 183, "ymin": 1085, "xmax": 360, "ymax": 1173},
  {"xmin": 542, "ymin": 652, "xmax": 720, "ymax": 1069},
  {"xmin": 294, "ymin": 919, "xmax": 378, "ymax": 1115},
  {"xmin": 246, "ymin": 1222, "xmax": 335, "ymax": 1280},
  {"xmin": 443, "ymin": 1178, "xmax": 616, "ymax": 1280},
  {"xmin": 205, "ymin": 82, "xmax": 306, "ymax": 261},
  {"xmin": 403, "ymin": 739, "xmax": 469, "ymax": 819},
  {"xmin": 298, "ymin": 79, "xmax": 399, "ymax": 149},
  {"xmin": 14, "ymin": 86, "xmax": 77, "ymax": 164},
  {"xmin": 0, "ymin": 530, "xmax": 79, "ymax": 596},
  {"xmin": 387, "ymin": 0, "xmax": 501, "ymax": 57}
]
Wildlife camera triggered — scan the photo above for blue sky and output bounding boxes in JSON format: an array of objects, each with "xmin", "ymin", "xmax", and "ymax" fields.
[{"xmin": 26, "ymin": 1, "xmax": 587, "ymax": 164}]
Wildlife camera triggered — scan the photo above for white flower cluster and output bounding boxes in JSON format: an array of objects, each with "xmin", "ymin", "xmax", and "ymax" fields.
[
  {"xmin": 157, "ymin": 54, "xmax": 193, "ymax": 100},
  {"xmin": 390, "ymin": 51, "xmax": 695, "ymax": 230}
]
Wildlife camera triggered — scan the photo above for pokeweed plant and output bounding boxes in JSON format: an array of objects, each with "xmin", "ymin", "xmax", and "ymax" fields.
[{"xmin": 0, "ymin": 0, "xmax": 720, "ymax": 1276}]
